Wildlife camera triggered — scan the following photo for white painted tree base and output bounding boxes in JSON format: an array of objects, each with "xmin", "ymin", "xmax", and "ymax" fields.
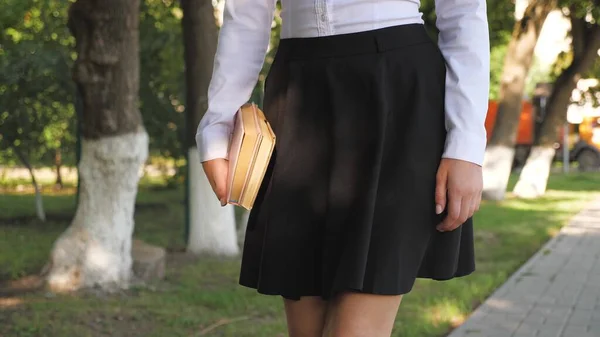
[
  {"xmin": 237, "ymin": 209, "xmax": 251, "ymax": 246},
  {"xmin": 513, "ymin": 146, "xmax": 555, "ymax": 199},
  {"xmin": 187, "ymin": 149, "xmax": 239, "ymax": 256},
  {"xmin": 482, "ymin": 145, "xmax": 515, "ymax": 201},
  {"xmin": 46, "ymin": 130, "xmax": 149, "ymax": 292}
]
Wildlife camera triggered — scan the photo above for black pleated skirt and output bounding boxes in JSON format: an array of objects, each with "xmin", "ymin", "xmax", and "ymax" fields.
[{"xmin": 240, "ymin": 23, "xmax": 475, "ymax": 301}]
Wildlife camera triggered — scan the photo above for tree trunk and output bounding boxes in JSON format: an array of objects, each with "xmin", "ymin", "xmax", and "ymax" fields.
[
  {"xmin": 55, "ymin": 148, "xmax": 63, "ymax": 190},
  {"xmin": 12, "ymin": 146, "xmax": 46, "ymax": 222},
  {"xmin": 514, "ymin": 18, "xmax": 600, "ymax": 198},
  {"xmin": 238, "ymin": 209, "xmax": 251, "ymax": 245},
  {"xmin": 482, "ymin": 0, "xmax": 556, "ymax": 201},
  {"xmin": 181, "ymin": 0, "xmax": 238, "ymax": 256},
  {"xmin": 46, "ymin": 0, "xmax": 148, "ymax": 292}
]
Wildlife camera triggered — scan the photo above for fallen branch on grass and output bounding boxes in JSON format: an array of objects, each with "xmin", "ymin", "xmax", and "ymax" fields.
[{"xmin": 196, "ymin": 316, "xmax": 251, "ymax": 336}]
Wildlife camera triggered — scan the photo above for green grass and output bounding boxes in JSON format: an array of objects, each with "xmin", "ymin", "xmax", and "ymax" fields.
[{"xmin": 1, "ymin": 172, "xmax": 599, "ymax": 337}]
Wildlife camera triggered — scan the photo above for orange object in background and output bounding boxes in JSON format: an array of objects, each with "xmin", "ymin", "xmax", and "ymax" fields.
[
  {"xmin": 579, "ymin": 116, "xmax": 600, "ymax": 149},
  {"xmin": 484, "ymin": 100, "xmax": 535, "ymax": 146},
  {"xmin": 484, "ymin": 98, "xmax": 600, "ymax": 170}
]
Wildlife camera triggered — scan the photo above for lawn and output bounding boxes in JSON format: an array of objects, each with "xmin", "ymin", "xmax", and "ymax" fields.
[{"xmin": 1, "ymin": 172, "xmax": 599, "ymax": 337}]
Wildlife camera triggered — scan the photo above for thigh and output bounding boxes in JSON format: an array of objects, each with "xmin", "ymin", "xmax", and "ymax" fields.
[
  {"xmin": 325, "ymin": 292, "xmax": 402, "ymax": 337},
  {"xmin": 284, "ymin": 296, "xmax": 328, "ymax": 337}
]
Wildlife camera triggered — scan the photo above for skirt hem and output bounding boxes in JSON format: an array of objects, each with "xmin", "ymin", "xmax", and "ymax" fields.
[{"xmin": 239, "ymin": 268, "xmax": 475, "ymax": 301}]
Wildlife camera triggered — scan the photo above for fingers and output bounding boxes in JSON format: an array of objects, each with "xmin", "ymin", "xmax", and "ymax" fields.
[
  {"xmin": 202, "ymin": 159, "xmax": 229, "ymax": 206},
  {"xmin": 459, "ymin": 196, "xmax": 472, "ymax": 226},
  {"xmin": 435, "ymin": 169, "xmax": 447, "ymax": 215},
  {"xmin": 437, "ymin": 193, "xmax": 462, "ymax": 232},
  {"xmin": 470, "ymin": 194, "xmax": 479, "ymax": 215},
  {"xmin": 437, "ymin": 195, "xmax": 473, "ymax": 232},
  {"xmin": 435, "ymin": 158, "xmax": 483, "ymax": 232},
  {"xmin": 214, "ymin": 171, "xmax": 228, "ymax": 206}
]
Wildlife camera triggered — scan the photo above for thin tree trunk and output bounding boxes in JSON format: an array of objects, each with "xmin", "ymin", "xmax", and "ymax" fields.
[
  {"xmin": 482, "ymin": 0, "xmax": 556, "ymax": 201},
  {"xmin": 181, "ymin": 0, "xmax": 238, "ymax": 256},
  {"xmin": 47, "ymin": 0, "xmax": 148, "ymax": 292},
  {"xmin": 12, "ymin": 146, "xmax": 46, "ymax": 222},
  {"xmin": 55, "ymin": 148, "xmax": 63, "ymax": 190},
  {"xmin": 514, "ymin": 16, "xmax": 600, "ymax": 198}
]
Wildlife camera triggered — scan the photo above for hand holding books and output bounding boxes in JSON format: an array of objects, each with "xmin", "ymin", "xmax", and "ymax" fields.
[{"xmin": 202, "ymin": 103, "xmax": 276, "ymax": 210}]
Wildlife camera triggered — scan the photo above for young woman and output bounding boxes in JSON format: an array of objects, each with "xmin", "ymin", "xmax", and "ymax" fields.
[{"xmin": 198, "ymin": 0, "xmax": 490, "ymax": 336}]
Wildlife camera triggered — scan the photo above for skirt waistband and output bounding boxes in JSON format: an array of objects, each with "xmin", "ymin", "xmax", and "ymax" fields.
[{"xmin": 278, "ymin": 24, "xmax": 432, "ymax": 60}]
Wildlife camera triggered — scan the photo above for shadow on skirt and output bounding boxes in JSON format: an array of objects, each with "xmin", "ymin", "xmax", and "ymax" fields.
[{"xmin": 240, "ymin": 23, "xmax": 475, "ymax": 301}]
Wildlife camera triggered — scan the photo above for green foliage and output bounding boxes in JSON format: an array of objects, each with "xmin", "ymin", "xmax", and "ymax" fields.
[
  {"xmin": 0, "ymin": 0, "xmax": 77, "ymax": 167},
  {"xmin": 486, "ymin": 0, "xmax": 516, "ymax": 47},
  {"xmin": 489, "ymin": 44, "xmax": 507, "ymax": 101},
  {"xmin": 548, "ymin": 1, "xmax": 600, "ymax": 106},
  {"xmin": 139, "ymin": 0, "xmax": 185, "ymax": 160},
  {"xmin": 0, "ymin": 0, "xmax": 190, "ymax": 168},
  {"xmin": 419, "ymin": 0, "xmax": 514, "ymax": 47},
  {"xmin": 420, "ymin": 0, "xmax": 514, "ymax": 99},
  {"xmin": 560, "ymin": 0, "xmax": 600, "ymax": 22}
]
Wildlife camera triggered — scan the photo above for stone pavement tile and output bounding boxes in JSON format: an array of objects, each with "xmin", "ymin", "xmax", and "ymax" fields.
[
  {"xmin": 535, "ymin": 295, "xmax": 559, "ymax": 306},
  {"xmin": 499, "ymin": 293, "xmax": 543, "ymax": 306},
  {"xmin": 574, "ymin": 217, "xmax": 600, "ymax": 228},
  {"xmin": 455, "ymin": 331, "xmax": 507, "ymax": 337},
  {"xmin": 561, "ymin": 324, "xmax": 595, "ymax": 337},
  {"xmin": 446, "ymin": 198, "xmax": 600, "ymax": 337},
  {"xmin": 522, "ymin": 311, "xmax": 547, "ymax": 324},
  {"xmin": 589, "ymin": 271, "xmax": 600, "ymax": 283},
  {"xmin": 513, "ymin": 321, "xmax": 539, "ymax": 336},
  {"xmin": 527, "ymin": 305, "xmax": 571, "ymax": 326},
  {"xmin": 478, "ymin": 298, "xmax": 534, "ymax": 316},
  {"xmin": 463, "ymin": 309, "xmax": 489, "ymax": 324},
  {"xmin": 451, "ymin": 321, "xmax": 494, "ymax": 337},
  {"xmin": 538, "ymin": 331, "xmax": 566, "ymax": 337},
  {"xmin": 578, "ymin": 284, "xmax": 600, "ymax": 298},
  {"xmin": 591, "ymin": 310, "xmax": 600, "ymax": 322},
  {"xmin": 553, "ymin": 294, "xmax": 581, "ymax": 307},
  {"xmin": 567, "ymin": 309, "xmax": 594, "ymax": 325},
  {"xmin": 563, "ymin": 260, "xmax": 596, "ymax": 272},
  {"xmin": 535, "ymin": 324, "xmax": 565, "ymax": 337},
  {"xmin": 458, "ymin": 316, "xmax": 518, "ymax": 336},
  {"xmin": 588, "ymin": 323, "xmax": 600, "ymax": 335},
  {"xmin": 512, "ymin": 280, "xmax": 551, "ymax": 295},
  {"xmin": 574, "ymin": 296, "xmax": 597, "ymax": 310},
  {"xmin": 480, "ymin": 313, "xmax": 522, "ymax": 335}
]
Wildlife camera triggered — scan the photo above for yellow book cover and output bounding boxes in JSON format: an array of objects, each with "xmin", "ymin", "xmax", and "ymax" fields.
[{"xmin": 226, "ymin": 103, "xmax": 276, "ymax": 209}]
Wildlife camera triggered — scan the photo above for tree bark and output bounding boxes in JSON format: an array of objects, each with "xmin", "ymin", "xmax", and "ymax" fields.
[
  {"xmin": 514, "ymin": 16, "xmax": 600, "ymax": 198},
  {"xmin": 482, "ymin": 0, "xmax": 556, "ymax": 201},
  {"xmin": 47, "ymin": 0, "xmax": 149, "ymax": 292},
  {"xmin": 181, "ymin": 0, "xmax": 238, "ymax": 256}
]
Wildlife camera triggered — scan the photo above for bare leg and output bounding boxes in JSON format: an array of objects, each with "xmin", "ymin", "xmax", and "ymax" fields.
[
  {"xmin": 324, "ymin": 292, "xmax": 402, "ymax": 337},
  {"xmin": 284, "ymin": 296, "xmax": 329, "ymax": 337}
]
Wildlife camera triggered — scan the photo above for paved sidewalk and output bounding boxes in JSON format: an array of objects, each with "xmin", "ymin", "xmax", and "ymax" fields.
[{"xmin": 448, "ymin": 197, "xmax": 600, "ymax": 337}]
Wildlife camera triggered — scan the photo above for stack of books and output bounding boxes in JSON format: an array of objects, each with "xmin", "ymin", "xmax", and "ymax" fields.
[{"xmin": 226, "ymin": 103, "xmax": 276, "ymax": 210}]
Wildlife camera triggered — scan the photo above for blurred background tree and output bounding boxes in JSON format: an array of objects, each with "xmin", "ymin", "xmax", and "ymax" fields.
[
  {"xmin": 513, "ymin": 0, "xmax": 600, "ymax": 198},
  {"xmin": 0, "ymin": 0, "xmax": 75, "ymax": 220}
]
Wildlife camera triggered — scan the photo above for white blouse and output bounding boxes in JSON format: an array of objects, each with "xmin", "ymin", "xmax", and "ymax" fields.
[{"xmin": 196, "ymin": 0, "xmax": 490, "ymax": 166}]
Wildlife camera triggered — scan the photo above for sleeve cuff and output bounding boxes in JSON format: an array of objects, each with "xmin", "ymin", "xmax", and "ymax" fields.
[
  {"xmin": 442, "ymin": 129, "xmax": 487, "ymax": 166},
  {"xmin": 195, "ymin": 124, "xmax": 232, "ymax": 163}
]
